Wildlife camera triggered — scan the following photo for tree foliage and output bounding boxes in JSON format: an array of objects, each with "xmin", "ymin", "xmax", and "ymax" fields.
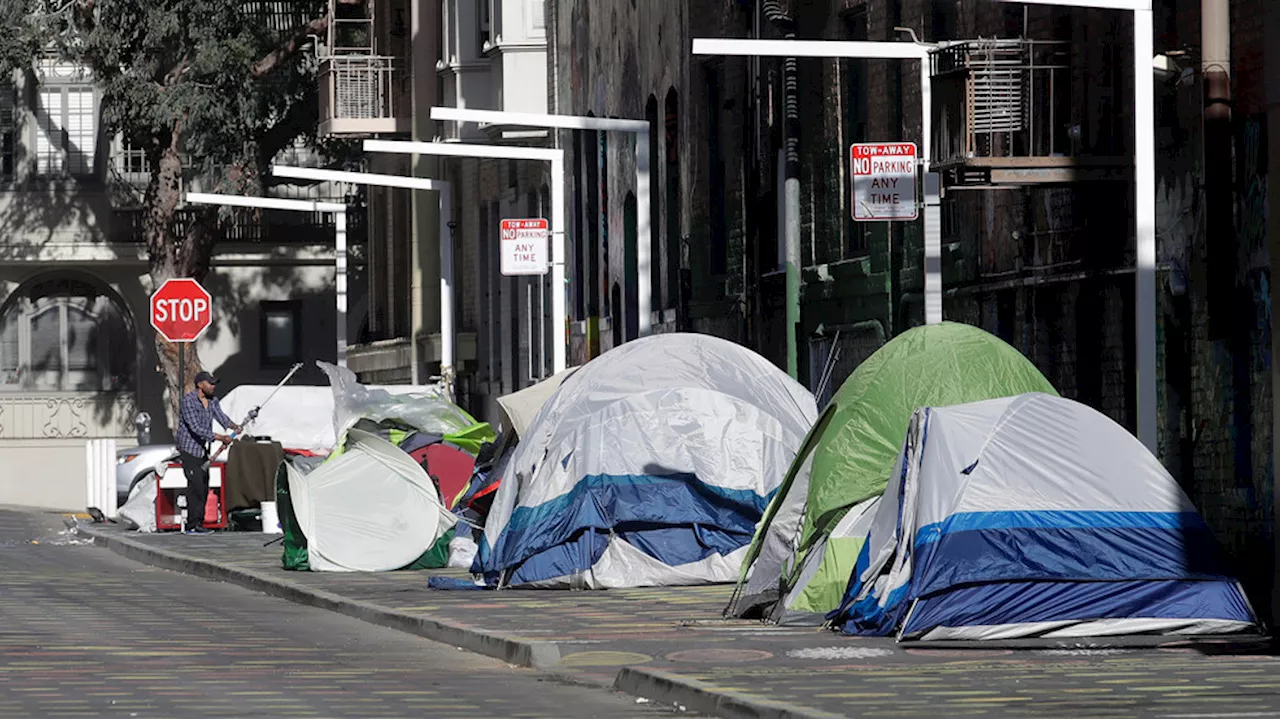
[{"xmin": 0, "ymin": 0, "xmax": 340, "ymax": 402}]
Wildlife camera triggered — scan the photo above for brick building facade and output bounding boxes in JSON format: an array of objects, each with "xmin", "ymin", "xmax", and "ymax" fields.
[{"xmin": 545, "ymin": 0, "xmax": 1276, "ymax": 616}]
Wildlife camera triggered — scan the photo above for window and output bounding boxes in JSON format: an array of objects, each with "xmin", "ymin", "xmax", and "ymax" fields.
[
  {"xmin": 36, "ymin": 85, "xmax": 96, "ymax": 178},
  {"xmin": 478, "ymin": 0, "xmax": 491, "ymax": 51},
  {"xmin": 529, "ymin": 0, "xmax": 545, "ymax": 32},
  {"xmin": 110, "ymin": 138, "xmax": 149, "ymax": 181},
  {"xmin": 0, "ymin": 83, "xmax": 15, "ymax": 180},
  {"xmin": 260, "ymin": 301, "xmax": 302, "ymax": 367},
  {"xmin": 0, "ymin": 277, "xmax": 133, "ymax": 392}
]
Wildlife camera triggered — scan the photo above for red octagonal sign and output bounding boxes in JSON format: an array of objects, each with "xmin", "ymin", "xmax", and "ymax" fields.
[{"xmin": 150, "ymin": 278, "xmax": 213, "ymax": 343}]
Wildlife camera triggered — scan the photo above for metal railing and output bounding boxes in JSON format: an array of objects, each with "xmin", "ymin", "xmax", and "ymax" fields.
[
  {"xmin": 113, "ymin": 206, "xmax": 345, "ymax": 245},
  {"xmin": 319, "ymin": 55, "xmax": 404, "ymax": 123},
  {"xmin": 931, "ymin": 39, "xmax": 1073, "ymax": 164}
]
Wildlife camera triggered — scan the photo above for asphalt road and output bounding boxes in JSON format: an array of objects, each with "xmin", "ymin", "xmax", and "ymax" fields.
[{"xmin": 0, "ymin": 510, "xmax": 685, "ymax": 718}]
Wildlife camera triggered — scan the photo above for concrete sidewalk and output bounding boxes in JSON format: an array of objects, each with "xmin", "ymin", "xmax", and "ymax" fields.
[{"xmin": 79, "ymin": 521, "xmax": 1280, "ymax": 719}]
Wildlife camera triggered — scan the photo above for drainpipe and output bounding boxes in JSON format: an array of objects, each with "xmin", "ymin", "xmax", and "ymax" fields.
[
  {"xmin": 410, "ymin": 0, "xmax": 442, "ymax": 386},
  {"xmin": 1202, "ymin": 0, "xmax": 1232, "ymax": 334},
  {"xmin": 763, "ymin": 0, "xmax": 801, "ymax": 380},
  {"xmin": 1266, "ymin": 0, "xmax": 1280, "ymax": 627}
]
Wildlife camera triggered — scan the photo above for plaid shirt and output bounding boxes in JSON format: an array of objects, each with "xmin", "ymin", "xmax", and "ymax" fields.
[{"xmin": 176, "ymin": 391, "xmax": 234, "ymax": 458}]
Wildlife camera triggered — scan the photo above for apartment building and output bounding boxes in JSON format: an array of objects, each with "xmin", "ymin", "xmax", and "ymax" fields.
[
  {"xmin": 0, "ymin": 16, "xmax": 359, "ymax": 510},
  {"xmin": 435, "ymin": 0, "xmax": 554, "ymax": 421}
]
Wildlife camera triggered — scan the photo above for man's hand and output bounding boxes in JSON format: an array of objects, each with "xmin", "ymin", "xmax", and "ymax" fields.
[{"xmin": 215, "ymin": 434, "xmax": 233, "ymax": 445}]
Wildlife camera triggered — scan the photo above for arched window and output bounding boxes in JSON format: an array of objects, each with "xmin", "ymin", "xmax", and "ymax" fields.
[{"xmin": 0, "ymin": 276, "xmax": 134, "ymax": 392}]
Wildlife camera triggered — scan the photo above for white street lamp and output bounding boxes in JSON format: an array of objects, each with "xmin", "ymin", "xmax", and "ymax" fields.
[
  {"xmin": 184, "ymin": 192, "xmax": 351, "ymax": 367},
  {"xmin": 990, "ymin": 0, "xmax": 1157, "ymax": 453},
  {"xmin": 363, "ymin": 139, "xmax": 568, "ymax": 375},
  {"xmin": 691, "ymin": 38, "xmax": 943, "ymax": 384},
  {"xmin": 269, "ymin": 165, "xmax": 455, "ymax": 396},
  {"xmin": 429, "ymin": 106, "xmax": 655, "ymax": 338}
]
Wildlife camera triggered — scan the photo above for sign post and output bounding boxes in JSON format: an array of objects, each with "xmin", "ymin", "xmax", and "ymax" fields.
[
  {"xmin": 150, "ymin": 277, "xmax": 214, "ymax": 406},
  {"xmin": 500, "ymin": 218, "xmax": 550, "ymax": 276},
  {"xmin": 851, "ymin": 142, "xmax": 919, "ymax": 221}
]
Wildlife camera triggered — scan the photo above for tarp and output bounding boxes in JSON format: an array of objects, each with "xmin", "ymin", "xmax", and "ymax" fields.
[
  {"xmin": 830, "ymin": 393, "xmax": 1260, "ymax": 640},
  {"xmin": 477, "ymin": 332, "xmax": 819, "ymax": 589},
  {"xmin": 216, "ymin": 382, "xmax": 448, "ymax": 454},
  {"xmin": 223, "ymin": 439, "xmax": 284, "ymax": 512},
  {"xmin": 318, "ymin": 361, "xmax": 475, "ymax": 443},
  {"xmin": 283, "ymin": 429, "xmax": 457, "ymax": 572},
  {"xmin": 730, "ymin": 321, "xmax": 1059, "ymax": 623},
  {"xmin": 495, "ymin": 367, "xmax": 580, "ymax": 438}
]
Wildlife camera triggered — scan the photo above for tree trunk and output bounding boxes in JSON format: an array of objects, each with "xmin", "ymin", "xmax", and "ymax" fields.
[{"xmin": 145, "ymin": 130, "xmax": 216, "ymax": 429}]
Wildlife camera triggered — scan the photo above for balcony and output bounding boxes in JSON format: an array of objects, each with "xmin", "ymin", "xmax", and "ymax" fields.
[
  {"xmin": 930, "ymin": 39, "xmax": 1130, "ymax": 187},
  {"xmin": 113, "ymin": 206, "xmax": 359, "ymax": 246},
  {"xmin": 318, "ymin": 55, "xmax": 411, "ymax": 137}
]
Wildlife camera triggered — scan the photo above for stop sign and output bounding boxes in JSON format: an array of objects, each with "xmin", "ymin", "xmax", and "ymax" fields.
[{"xmin": 150, "ymin": 278, "xmax": 213, "ymax": 343}]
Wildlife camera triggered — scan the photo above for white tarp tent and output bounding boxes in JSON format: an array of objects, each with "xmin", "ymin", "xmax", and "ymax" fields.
[
  {"xmin": 216, "ymin": 382, "xmax": 444, "ymax": 454},
  {"xmin": 830, "ymin": 393, "xmax": 1260, "ymax": 641},
  {"xmin": 477, "ymin": 333, "xmax": 819, "ymax": 589},
  {"xmin": 285, "ymin": 429, "xmax": 457, "ymax": 572}
]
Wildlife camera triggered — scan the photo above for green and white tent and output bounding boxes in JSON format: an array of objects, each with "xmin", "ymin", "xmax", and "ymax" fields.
[{"xmin": 727, "ymin": 321, "xmax": 1058, "ymax": 624}]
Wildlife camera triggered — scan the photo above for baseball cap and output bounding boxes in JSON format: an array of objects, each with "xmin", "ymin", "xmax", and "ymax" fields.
[{"xmin": 194, "ymin": 371, "xmax": 219, "ymax": 386}]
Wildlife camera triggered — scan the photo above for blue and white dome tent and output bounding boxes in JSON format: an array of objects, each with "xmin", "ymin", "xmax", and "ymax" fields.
[
  {"xmin": 476, "ymin": 333, "xmax": 819, "ymax": 589},
  {"xmin": 830, "ymin": 393, "xmax": 1261, "ymax": 641}
]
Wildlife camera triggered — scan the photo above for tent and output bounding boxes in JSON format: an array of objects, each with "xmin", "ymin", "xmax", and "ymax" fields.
[
  {"xmin": 729, "ymin": 321, "xmax": 1058, "ymax": 624},
  {"xmin": 476, "ymin": 332, "xmax": 819, "ymax": 589},
  {"xmin": 278, "ymin": 429, "xmax": 458, "ymax": 572},
  {"xmin": 216, "ymin": 383, "xmax": 446, "ymax": 454},
  {"xmin": 276, "ymin": 365, "xmax": 495, "ymax": 572},
  {"xmin": 496, "ymin": 367, "xmax": 580, "ymax": 438},
  {"xmin": 830, "ymin": 393, "xmax": 1260, "ymax": 640}
]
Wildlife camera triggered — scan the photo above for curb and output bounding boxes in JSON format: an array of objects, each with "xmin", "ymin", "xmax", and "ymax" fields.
[
  {"xmin": 80, "ymin": 527, "xmax": 562, "ymax": 669},
  {"xmin": 614, "ymin": 667, "xmax": 847, "ymax": 719},
  {"xmin": 82, "ymin": 526, "xmax": 844, "ymax": 719}
]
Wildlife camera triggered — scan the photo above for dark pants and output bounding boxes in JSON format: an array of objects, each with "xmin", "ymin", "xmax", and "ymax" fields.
[{"xmin": 178, "ymin": 450, "xmax": 209, "ymax": 530}]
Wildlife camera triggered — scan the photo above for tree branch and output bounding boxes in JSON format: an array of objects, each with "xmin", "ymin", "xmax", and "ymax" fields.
[
  {"xmin": 161, "ymin": 52, "xmax": 192, "ymax": 86},
  {"xmin": 260, "ymin": 97, "xmax": 319, "ymax": 164},
  {"xmin": 252, "ymin": 16, "xmax": 328, "ymax": 78}
]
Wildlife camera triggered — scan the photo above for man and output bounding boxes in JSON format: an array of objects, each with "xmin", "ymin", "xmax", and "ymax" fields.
[{"xmin": 176, "ymin": 371, "xmax": 240, "ymax": 535}]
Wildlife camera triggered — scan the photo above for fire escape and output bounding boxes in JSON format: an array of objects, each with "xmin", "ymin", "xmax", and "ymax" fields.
[
  {"xmin": 931, "ymin": 39, "xmax": 1129, "ymax": 186},
  {"xmin": 317, "ymin": 0, "xmax": 411, "ymax": 137},
  {"xmin": 929, "ymin": 38, "xmax": 1132, "ymax": 282}
]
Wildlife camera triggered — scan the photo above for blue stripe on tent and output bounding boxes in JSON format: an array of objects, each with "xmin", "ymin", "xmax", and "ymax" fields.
[
  {"xmin": 911, "ymin": 512, "xmax": 1233, "ymax": 596},
  {"xmin": 915, "ymin": 510, "xmax": 1211, "ymax": 546},
  {"xmin": 895, "ymin": 578, "xmax": 1256, "ymax": 638},
  {"xmin": 479, "ymin": 473, "xmax": 768, "ymax": 585}
]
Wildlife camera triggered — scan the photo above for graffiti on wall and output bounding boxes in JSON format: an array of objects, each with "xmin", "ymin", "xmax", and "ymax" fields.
[
  {"xmin": 1239, "ymin": 116, "xmax": 1269, "ymax": 272},
  {"xmin": 1238, "ymin": 117, "xmax": 1271, "ymax": 330}
]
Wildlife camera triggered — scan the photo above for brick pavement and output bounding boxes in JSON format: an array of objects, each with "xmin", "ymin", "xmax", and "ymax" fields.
[
  {"xmin": 0, "ymin": 510, "xmax": 683, "ymax": 718},
  {"xmin": 80, "ymin": 518, "xmax": 1280, "ymax": 719}
]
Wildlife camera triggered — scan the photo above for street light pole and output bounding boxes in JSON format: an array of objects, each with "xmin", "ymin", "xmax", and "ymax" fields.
[
  {"xmin": 429, "ymin": 107, "xmax": 654, "ymax": 338},
  {"xmin": 991, "ymin": 0, "xmax": 1158, "ymax": 454},
  {"xmin": 691, "ymin": 38, "xmax": 942, "ymax": 382},
  {"xmin": 269, "ymin": 166, "xmax": 455, "ymax": 395},
  {"xmin": 184, "ymin": 192, "xmax": 349, "ymax": 367},
  {"xmin": 364, "ymin": 139, "xmax": 568, "ymax": 375}
]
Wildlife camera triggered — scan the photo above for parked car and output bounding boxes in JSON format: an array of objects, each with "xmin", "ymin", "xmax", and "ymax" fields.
[{"xmin": 116, "ymin": 444, "xmax": 176, "ymax": 506}]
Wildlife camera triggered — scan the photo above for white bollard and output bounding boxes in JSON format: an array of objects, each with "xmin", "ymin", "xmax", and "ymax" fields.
[{"xmin": 84, "ymin": 439, "xmax": 118, "ymax": 519}]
